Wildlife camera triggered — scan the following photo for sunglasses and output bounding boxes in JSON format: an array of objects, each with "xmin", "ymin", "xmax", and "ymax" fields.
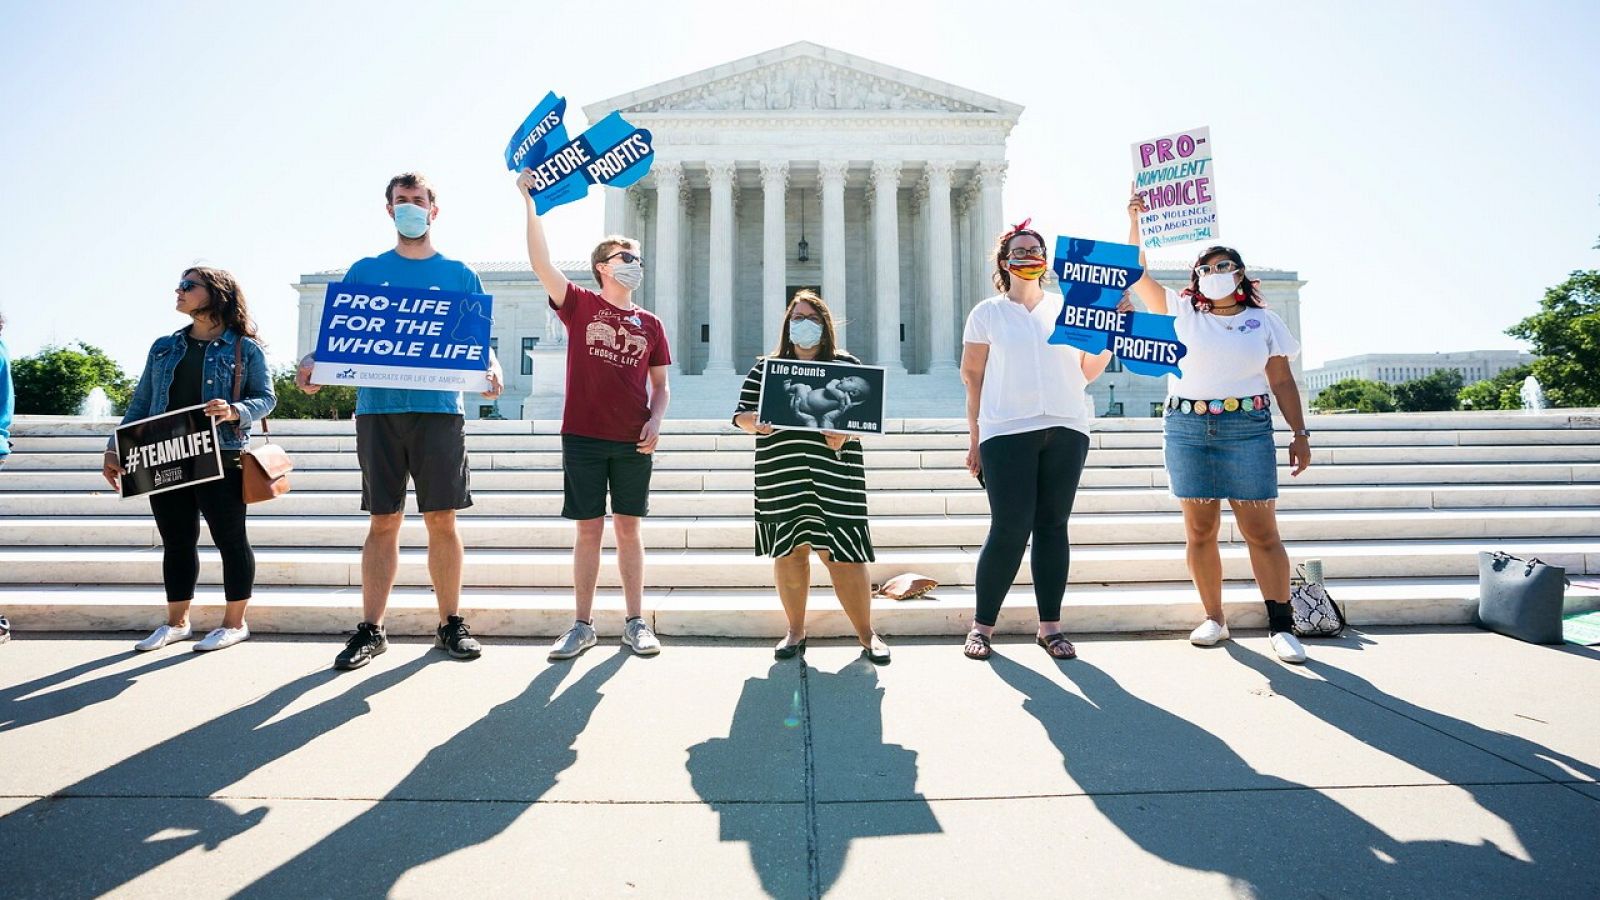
[
  {"xmin": 176, "ymin": 279, "xmax": 203, "ymax": 293},
  {"xmin": 604, "ymin": 251, "xmax": 642, "ymax": 264},
  {"xmin": 1193, "ymin": 260, "xmax": 1240, "ymax": 276}
]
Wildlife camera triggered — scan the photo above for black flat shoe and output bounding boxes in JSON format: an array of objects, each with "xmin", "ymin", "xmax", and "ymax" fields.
[
  {"xmin": 774, "ymin": 637, "xmax": 807, "ymax": 659},
  {"xmin": 860, "ymin": 634, "xmax": 891, "ymax": 664}
]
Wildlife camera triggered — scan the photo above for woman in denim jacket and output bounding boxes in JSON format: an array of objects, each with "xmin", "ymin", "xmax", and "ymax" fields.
[{"xmin": 102, "ymin": 267, "xmax": 276, "ymax": 653}]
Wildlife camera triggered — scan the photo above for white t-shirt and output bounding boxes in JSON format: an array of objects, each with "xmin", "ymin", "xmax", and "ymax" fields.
[
  {"xmin": 1165, "ymin": 287, "xmax": 1300, "ymax": 399},
  {"xmin": 962, "ymin": 293, "xmax": 1093, "ymax": 444}
]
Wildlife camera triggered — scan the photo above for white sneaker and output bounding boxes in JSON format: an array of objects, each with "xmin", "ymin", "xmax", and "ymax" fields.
[
  {"xmin": 135, "ymin": 622, "xmax": 192, "ymax": 652},
  {"xmin": 194, "ymin": 623, "xmax": 250, "ymax": 652},
  {"xmin": 1189, "ymin": 619, "xmax": 1230, "ymax": 646},
  {"xmin": 622, "ymin": 617, "xmax": 661, "ymax": 656},
  {"xmin": 1270, "ymin": 631, "xmax": 1308, "ymax": 664},
  {"xmin": 548, "ymin": 621, "xmax": 598, "ymax": 661}
]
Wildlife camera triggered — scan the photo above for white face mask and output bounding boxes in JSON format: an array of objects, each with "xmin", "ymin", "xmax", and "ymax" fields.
[
  {"xmin": 608, "ymin": 261, "xmax": 644, "ymax": 291},
  {"xmin": 789, "ymin": 318, "xmax": 824, "ymax": 349},
  {"xmin": 1198, "ymin": 271, "xmax": 1239, "ymax": 301}
]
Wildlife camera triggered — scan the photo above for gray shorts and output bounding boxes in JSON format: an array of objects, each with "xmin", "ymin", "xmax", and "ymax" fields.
[{"xmin": 356, "ymin": 413, "xmax": 472, "ymax": 514}]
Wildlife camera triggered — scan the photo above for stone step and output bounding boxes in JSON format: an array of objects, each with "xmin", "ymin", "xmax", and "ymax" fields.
[
  {"xmin": 4, "ymin": 461, "xmax": 1599, "ymax": 494},
  {"xmin": 3, "ymin": 508, "xmax": 1598, "ymax": 550},
  {"xmin": 14, "ymin": 442, "xmax": 1600, "ymax": 471},
  {"xmin": 2, "ymin": 538, "xmax": 1595, "ymax": 588},
  {"xmin": 3, "ymin": 578, "xmax": 1597, "ymax": 637},
  {"xmin": 14, "ymin": 426, "xmax": 1600, "ymax": 455},
  {"xmin": 5, "ymin": 483, "xmax": 1596, "ymax": 518}
]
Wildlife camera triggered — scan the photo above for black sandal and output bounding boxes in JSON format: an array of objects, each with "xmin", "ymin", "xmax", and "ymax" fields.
[
  {"xmin": 1036, "ymin": 632, "xmax": 1077, "ymax": 660},
  {"xmin": 774, "ymin": 636, "xmax": 807, "ymax": 660},
  {"xmin": 963, "ymin": 629, "xmax": 992, "ymax": 661}
]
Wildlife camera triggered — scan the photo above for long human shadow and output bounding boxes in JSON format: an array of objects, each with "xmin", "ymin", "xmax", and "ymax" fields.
[
  {"xmin": 1227, "ymin": 642, "xmax": 1600, "ymax": 877},
  {"xmin": 687, "ymin": 657, "xmax": 940, "ymax": 899},
  {"xmin": 234, "ymin": 648, "xmax": 630, "ymax": 898},
  {"xmin": 1, "ymin": 649, "xmax": 197, "ymax": 733},
  {"xmin": 989, "ymin": 652, "xmax": 1554, "ymax": 898},
  {"xmin": 0, "ymin": 654, "xmax": 436, "ymax": 899}
]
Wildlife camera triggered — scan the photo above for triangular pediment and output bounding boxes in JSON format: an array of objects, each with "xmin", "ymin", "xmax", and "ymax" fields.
[{"xmin": 583, "ymin": 42, "xmax": 1021, "ymax": 118}]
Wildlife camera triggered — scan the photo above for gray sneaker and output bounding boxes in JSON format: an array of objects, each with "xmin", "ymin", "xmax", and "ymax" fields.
[
  {"xmin": 548, "ymin": 621, "xmax": 598, "ymax": 661},
  {"xmin": 622, "ymin": 617, "xmax": 661, "ymax": 656}
]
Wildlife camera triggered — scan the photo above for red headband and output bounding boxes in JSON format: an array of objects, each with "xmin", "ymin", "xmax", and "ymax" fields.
[{"xmin": 1006, "ymin": 217, "xmax": 1033, "ymax": 236}]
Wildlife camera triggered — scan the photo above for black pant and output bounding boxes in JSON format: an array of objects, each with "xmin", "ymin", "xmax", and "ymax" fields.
[
  {"xmin": 148, "ymin": 465, "xmax": 255, "ymax": 603},
  {"xmin": 974, "ymin": 427, "xmax": 1090, "ymax": 628}
]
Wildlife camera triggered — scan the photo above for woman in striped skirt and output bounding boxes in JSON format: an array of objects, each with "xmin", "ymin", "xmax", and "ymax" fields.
[{"xmin": 732, "ymin": 290, "xmax": 890, "ymax": 664}]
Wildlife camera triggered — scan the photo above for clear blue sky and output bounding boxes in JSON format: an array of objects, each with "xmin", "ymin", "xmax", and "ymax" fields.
[{"xmin": 2, "ymin": 0, "xmax": 1596, "ymax": 372}]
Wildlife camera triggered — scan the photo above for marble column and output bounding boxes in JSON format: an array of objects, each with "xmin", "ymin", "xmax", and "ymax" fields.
[
  {"xmin": 924, "ymin": 161, "xmax": 956, "ymax": 371},
  {"xmin": 870, "ymin": 160, "xmax": 904, "ymax": 372},
  {"xmin": 759, "ymin": 161, "xmax": 789, "ymax": 351},
  {"xmin": 977, "ymin": 160, "xmax": 1006, "ymax": 277},
  {"xmin": 652, "ymin": 161, "xmax": 683, "ymax": 373},
  {"xmin": 705, "ymin": 160, "xmax": 737, "ymax": 375},
  {"xmin": 603, "ymin": 187, "xmax": 626, "ymax": 238},
  {"xmin": 819, "ymin": 160, "xmax": 849, "ymax": 349}
]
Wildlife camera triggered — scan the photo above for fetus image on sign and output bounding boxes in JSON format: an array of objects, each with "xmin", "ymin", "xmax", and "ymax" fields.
[{"xmin": 786, "ymin": 375, "xmax": 871, "ymax": 429}]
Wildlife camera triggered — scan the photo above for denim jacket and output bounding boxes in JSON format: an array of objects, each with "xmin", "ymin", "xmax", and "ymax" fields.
[{"xmin": 108, "ymin": 327, "xmax": 277, "ymax": 451}]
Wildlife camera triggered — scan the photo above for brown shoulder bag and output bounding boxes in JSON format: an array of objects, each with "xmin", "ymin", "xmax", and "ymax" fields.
[{"xmin": 233, "ymin": 340, "xmax": 294, "ymax": 502}]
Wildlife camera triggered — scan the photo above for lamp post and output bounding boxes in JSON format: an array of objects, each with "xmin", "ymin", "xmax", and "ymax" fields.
[{"xmin": 797, "ymin": 190, "xmax": 809, "ymax": 262}]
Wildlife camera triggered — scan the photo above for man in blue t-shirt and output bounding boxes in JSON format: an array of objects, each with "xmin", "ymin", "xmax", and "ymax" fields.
[{"xmin": 296, "ymin": 172, "xmax": 504, "ymax": 670}]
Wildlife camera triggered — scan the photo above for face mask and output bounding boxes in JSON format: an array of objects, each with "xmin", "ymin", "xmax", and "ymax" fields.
[
  {"xmin": 1198, "ymin": 271, "xmax": 1239, "ymax": 301},
  {"xmin": 1006, "ymin": 256, "xmax": 1047, "ymax": 281},
  {"xmin": 393, "ymin": 203, "xmax": 431, "ymax": 239},
  {"xmin": 608, "ymin": 261, "xmax": 644, "ymax": 290},
  {"xmin": 789, "ymin": 318, "xmax": 824, "ymax": 349}
]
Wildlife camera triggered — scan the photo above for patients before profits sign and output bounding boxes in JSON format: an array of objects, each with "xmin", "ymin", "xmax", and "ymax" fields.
[{"xmin": 505, "ymin": 90, "xmax": 655, "ymax": 214}]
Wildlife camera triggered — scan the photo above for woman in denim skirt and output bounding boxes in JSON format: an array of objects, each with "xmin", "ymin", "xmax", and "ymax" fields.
[
  {"xmin": 1124, "ymin": 194, "xmax": 1313, "ymax": 663},
  {"xmin": 102, "ymin": 267, "xmax": 276, "ymax": 654}
]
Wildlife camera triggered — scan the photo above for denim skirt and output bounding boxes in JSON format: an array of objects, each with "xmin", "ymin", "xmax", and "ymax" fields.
[{"xmin": 1162, "ymin": 406, "xmax": 1279, "ymax": 502}]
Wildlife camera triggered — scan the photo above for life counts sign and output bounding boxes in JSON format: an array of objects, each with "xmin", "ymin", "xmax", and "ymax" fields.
[
  {"xmin": 1132, "ymin": 126, "xmax": 1218, "ymax": 249},
  {"xmin": 310, "ymin": 283, "xmax": 494, "ymax": 392},
  {"xmin": 1047, "ymin": 236, "xmax": 1187, "ymax": 378},
  {"xmin": 505, "ymin": 91, "xmax": 655, "ymax": 214},
  {"xmin": 756, "ymin": 359, "xmax": 887, "ymax": 435},
  {"xmin": 114, "ymin": 405, "xmax": 224, "ymax": 499}
]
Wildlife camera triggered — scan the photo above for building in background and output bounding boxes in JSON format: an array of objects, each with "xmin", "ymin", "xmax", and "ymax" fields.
[{"xmin": 1303, "ymin": 350, "xmax": 1533, "ymax": 402}]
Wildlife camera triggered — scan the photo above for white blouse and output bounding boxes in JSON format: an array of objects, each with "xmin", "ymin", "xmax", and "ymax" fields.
[
  {"xmin": 1164, "ymin": 287, "xmax": 1300, "ymax": 400},
  {"xmin": 963, "ymin": 293, "xmax": 1092, "ymax": 444}
]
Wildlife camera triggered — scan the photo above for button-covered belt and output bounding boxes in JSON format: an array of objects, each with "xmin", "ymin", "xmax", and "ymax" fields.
[{"xmin": 1165, "ymin": 394, "xmax": 1272, "ymax": 415}]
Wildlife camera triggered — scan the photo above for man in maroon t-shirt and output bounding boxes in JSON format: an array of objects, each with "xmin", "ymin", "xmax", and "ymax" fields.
[{"xmin": 517, "ymin": 170, "xmax": 672, "ymax": 660}]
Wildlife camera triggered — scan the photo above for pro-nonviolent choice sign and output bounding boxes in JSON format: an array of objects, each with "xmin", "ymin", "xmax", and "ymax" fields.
[
  {"xmin": 311, "ymin": 282, "xmax": 494, "ymax": 392},
  {"xmin": 506, "ymin": 91, "xmax": 655, "ymax": 214},
  {"xmin": 1132, "ymin": 126, "xmax": 1218, "ymax": 249},
  {"xmin": 114, "ymin": 405, "xmax": 224, "ymax": 499},
  {"xmin": 757, "ymin": 359, "xmax": 887, "ymax": 435},
  {"xmin": 1048, "ymin": 236, "xmax": 1187, "ymax": 378}
]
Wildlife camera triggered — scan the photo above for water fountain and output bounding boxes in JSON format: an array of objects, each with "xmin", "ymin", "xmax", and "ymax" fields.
[
  {"xmin": 79, "ymin": 386, "xmax": 113, "ymax": 420},
  {"xmin": 1519, "ymin": 375, "xmax": 1546, "ymax": 412}
]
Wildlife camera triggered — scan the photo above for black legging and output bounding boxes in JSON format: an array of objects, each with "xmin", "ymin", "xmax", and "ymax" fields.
[
  {"xmin": 148, "ymin": 466, "xmax": 255, "ymax": 603},
  {"xmin": 974, "ymin": 427, "xmax": 1090, "ymax": 627}
]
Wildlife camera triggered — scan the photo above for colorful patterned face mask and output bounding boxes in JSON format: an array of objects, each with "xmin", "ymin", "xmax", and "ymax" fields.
[{"xmin": 1006, "ymin": 256, "xmax": 1047, "ymax": 280}]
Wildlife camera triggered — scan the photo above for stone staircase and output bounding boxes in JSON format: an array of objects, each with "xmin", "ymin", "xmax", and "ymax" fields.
[{"xmin": 2, "ymin": 412, "xmax": 1598, "ymax": 637}]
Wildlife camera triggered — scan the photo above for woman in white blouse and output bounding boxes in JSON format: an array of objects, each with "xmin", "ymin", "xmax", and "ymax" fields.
[
  {"xmin": 1124, "ymin": 194, "xmax": 1313, "ymax": 663},
  {"xmin": 958, "ymin": 220, "xmax": 1114, "ymax": 661}
]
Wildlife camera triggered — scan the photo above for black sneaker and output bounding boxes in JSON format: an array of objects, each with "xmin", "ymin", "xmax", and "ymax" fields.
[
  {"xmin": 334, "ymin": 622, "xmax": 387, "ymax": 670},
  {"xmin": 0, "ymin": 614, "xmax": 11, "ymax": 645},
  {"xmin": 436, "ymin": 615, "xmax": 482, "ymax": 660}
]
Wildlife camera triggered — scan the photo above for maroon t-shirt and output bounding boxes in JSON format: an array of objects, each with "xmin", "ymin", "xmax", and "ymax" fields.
[{"xmin": 552, "ymin": 283, "xmax": 672, "ymax": 442}]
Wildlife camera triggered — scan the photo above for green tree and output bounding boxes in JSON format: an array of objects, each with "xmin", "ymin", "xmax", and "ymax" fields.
[
  {"xmin": 268, "ymin": 367, "xmax": 357, "ymax": 419},
  {"xmin": 1311, "ymin": 378, "xmax": 1395, "ymax": 413},
  {"xmin": 12, "ymin": 342, "xmax": 133, "ymax": 415},
  {"xmin": 1507, "ymin": 270, "xmax": 1600, "ymax": 408},
  {"xmin": 1393, "ymin": 369, "xmax": 1464, "ymax": 412},
  {"xmin": 1458, "ymin": 364, "xmax": 1532, "ymax": 411}
]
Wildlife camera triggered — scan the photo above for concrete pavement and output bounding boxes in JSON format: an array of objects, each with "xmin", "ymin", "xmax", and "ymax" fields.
[{"xmin": 1, "ymin": 627, "xmax": 1597, "ymax": 898}]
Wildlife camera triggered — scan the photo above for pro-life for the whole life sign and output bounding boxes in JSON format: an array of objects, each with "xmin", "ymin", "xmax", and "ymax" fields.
[
  {"xmin": 310, "ymin": 283, "xmax": 494, "ymax": 392},
  {"xmin": 114, "ymin": 404, "xmax": 224, "ymax": 499},
  {"xmin": 1132, "ymin": 126, "xmax": 1218, "ymax": 249}
]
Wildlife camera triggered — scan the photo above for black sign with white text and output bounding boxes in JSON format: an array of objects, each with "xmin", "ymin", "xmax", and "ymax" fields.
[
  {"xmin": 756, "ymin": 359, "xmax": 887, "ymax": 435},
  {"xmin": 114, "ymin": 405, "xmax": 225, "ymax": 499}
]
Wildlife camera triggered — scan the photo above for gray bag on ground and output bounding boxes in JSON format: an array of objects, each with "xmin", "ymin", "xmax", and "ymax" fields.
[{"xmin": 1476, "ymin": 551, "xmax": 1567, "ymax": 644}]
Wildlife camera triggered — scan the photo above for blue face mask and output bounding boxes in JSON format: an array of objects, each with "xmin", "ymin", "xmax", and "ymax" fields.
[{"xmin": 393, "ymin": 203, "xmax": 431, "ymax": 239}]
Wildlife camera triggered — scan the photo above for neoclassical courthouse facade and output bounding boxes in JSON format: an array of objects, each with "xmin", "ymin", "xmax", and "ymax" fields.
[{"xmin": 296, "ymin": 43, "xmax": 1305, "ymax": 419}]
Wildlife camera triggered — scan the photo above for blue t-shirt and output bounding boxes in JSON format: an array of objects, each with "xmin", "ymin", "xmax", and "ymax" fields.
[{"xmin": 344, "ymin": 251, "xmax": 485, "ymax": 416}]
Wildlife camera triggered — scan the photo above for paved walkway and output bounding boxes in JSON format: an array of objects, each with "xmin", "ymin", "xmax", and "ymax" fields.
[{"xmin": 2, "ymin": 627, "xmax": 1597, "ymax": 898}]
